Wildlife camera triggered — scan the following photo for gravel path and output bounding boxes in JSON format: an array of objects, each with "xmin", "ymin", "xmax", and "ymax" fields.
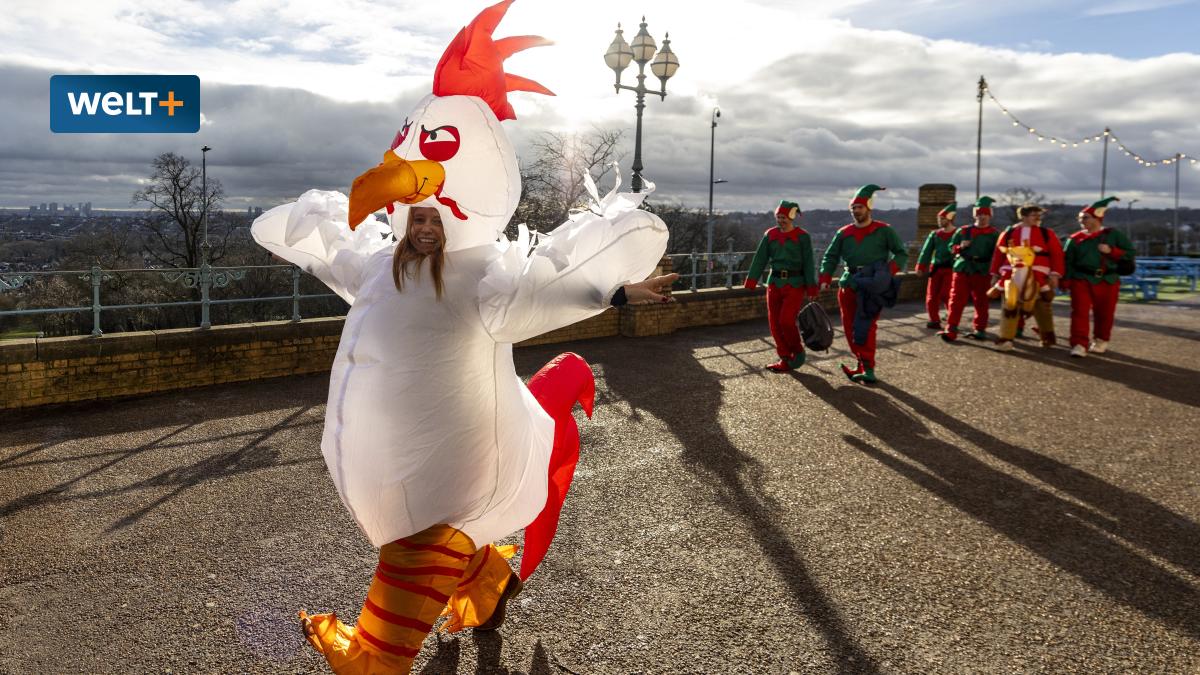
[{"xmin": 2, "ymin": 300, "xmax": 1197, "ymax": 674}]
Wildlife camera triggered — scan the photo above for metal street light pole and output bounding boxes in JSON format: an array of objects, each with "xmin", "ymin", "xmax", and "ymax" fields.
[
  {"xmin": 604, "ymin": 18, "xmax": 679, "ymax": 193},
  {"xmin": 1174, "ymin": 152, "xmax": 1182, "ymax": 254},
  {"xmin": 200, "ymin": 144, "xmax": 212, "ymax": 329},
  {"xmin": 1126, "ymin": 198, "xmax": 1139, "ymax": 239},
  {"xmin": 1100, "ymin": 127, "xmax": 1110, "ymax": 198},
  {"xmin": 975, "ymin": 75, "xmax": 985, "ymax": 200},
  {"xmin": 201, "ymin": 145, "xmax": 211, "ymax": 258},
  {"xmin": 707, "ymin": 107, "xmax": 720, "ymax": 268}
]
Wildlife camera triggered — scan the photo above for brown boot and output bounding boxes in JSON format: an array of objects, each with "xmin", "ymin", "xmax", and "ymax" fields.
[{"xmin": 475, "ymin": 573, "xmax": 523, "ymax": 632}]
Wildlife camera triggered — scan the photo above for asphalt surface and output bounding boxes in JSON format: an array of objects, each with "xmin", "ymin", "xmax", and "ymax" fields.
[{"xmin": 2, "ymin": 300, "xmax": 1198, "ymax": 674}]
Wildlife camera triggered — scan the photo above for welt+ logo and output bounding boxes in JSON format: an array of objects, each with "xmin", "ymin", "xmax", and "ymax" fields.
[{"xmin": 50, "ymin": 75, "xmax": 200, "ymax": 133}]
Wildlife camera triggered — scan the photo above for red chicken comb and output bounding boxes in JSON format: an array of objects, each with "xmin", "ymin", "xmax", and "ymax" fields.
[{"xmin": 433, "ymin": 0, "xmax": 555, "ymax": 121}]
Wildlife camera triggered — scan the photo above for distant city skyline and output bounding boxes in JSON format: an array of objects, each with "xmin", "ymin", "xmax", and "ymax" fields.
[{"xmin": 1, "ymin": 0, "xmax": 1198, "ymax": 212}]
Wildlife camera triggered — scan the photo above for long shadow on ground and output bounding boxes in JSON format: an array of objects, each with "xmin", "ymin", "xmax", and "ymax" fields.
[
  {"xmin": 877, "ymin": 382, "xmax": 1200, "ymax": 580},
  {"xmin": 795, "ymin": 375, "xmax": 1200, "ymax": 639},
  {"xmin": 589, "ymin": 336, "xmax": 880, "ymax": 674},
  {"xmin": 0, "ymin": 403, "xmax": 323, "ymax": 534}
]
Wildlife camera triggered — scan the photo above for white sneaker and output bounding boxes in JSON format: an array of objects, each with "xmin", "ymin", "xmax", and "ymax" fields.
[
  {"xmin": 1090, "ymin": 339, "xmax": 1109, "ymax": 354},
  {"xmin": 1070, "ymin": 344, "xmax": 1088, "ymax": 358},
  {"xmin": 994, "ymin": 340, "xmax": 1015, "ymax": 352}
]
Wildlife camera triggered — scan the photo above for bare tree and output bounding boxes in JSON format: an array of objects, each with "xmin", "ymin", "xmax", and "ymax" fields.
[
  {"xmin": 132, "ymin": 152, "xmax": 229, "ymax": 268},
  {"xmin": 513, "ymin": 127, "xmax": 625, "ymax": 234}
]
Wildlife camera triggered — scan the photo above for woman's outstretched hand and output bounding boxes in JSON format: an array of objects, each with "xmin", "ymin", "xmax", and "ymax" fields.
[{"xmin": 624, "ymin": 273, "xmax": 680, "ymax": 304}]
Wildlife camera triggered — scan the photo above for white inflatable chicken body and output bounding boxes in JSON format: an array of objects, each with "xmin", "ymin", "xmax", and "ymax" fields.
[{"xmin": 251, "ymin": 0, "xmax": 668, "ymax": 564}]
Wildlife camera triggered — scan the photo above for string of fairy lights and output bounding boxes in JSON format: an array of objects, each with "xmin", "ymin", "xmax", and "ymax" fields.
[{"xmin": 983, "ymin": 83, "xmax": 1198, "ymax": 169}]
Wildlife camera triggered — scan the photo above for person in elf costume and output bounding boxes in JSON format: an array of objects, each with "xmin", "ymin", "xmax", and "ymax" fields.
[
  {"xmin": 1064, "ymin": 196, "xmax": 1134, "ymax": 358},
  {"xmin": 938, "ymin": 196, "xmax": 1000, "ymax": 342},
  {"xmin": 819, "ymin": 184, "xmax": 908, "ymax": 384},
  {"xmin": 915, "ymin": 202, "xmax": 958, "ymax": 329},
  {"xmin": 744, "ymin": 200, "xmax": 819, "ymax": 371},
  {"xmin": 990, "ymin": 203, "xmax": 1065, "ymax": 351},
  {"xmin": 250, "ymin": 3, "xmax": 673, "ymax": 672}
]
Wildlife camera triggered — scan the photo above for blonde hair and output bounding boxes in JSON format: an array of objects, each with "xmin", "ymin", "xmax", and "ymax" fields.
[{"xmin": 392, "ymin": 209, "xmax": 445, "ymax": 299}]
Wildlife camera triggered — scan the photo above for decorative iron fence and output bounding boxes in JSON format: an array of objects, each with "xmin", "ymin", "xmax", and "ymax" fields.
[{"xmin": 0, "ymin": 264, "xmax": 344, "ymax": 338}]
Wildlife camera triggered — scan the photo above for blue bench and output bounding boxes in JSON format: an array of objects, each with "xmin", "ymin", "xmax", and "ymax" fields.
[
  {"xmin": 1120, "ymin": 275, "xmax": 1160, "ymax": 300},
  {"xmin": 1137, "ymin": 258, "xmax": 1199, "ymax": 291}
]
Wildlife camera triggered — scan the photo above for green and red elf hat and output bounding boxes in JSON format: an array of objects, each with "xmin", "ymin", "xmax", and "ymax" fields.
[
  {"xmin": 938, "ymin": 202, "xmax": 957, "ymax": 220},
  {"xmin": 850, "ymin": 184, "xmax": 885, "ymax": 209},
  {"xmin": 973, "ymin": 196, "xmax": 996, "ymax": 217},
  {"xmin": 1080, "ymin": 196, "xmax": 1120, "ymax": 220},
  {"xmin": 775, "ymin": 200, "xmax": 800, "ymax": 220}
]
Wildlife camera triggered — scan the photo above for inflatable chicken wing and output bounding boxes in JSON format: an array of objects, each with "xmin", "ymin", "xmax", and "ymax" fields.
[{"xmin": 251, "ymin": 0, "xmax": 668, "ymax": 577}]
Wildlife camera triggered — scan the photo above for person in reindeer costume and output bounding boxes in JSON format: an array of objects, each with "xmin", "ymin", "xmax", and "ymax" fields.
[
  {"xmin": 915, "ymin": 201, "xmax": 958, "ymax": 330},
  {"xmin": 1064, "ymin": 196, "xmax": 1134, "ymax": 357},
  {"xmin": 989, "ymin": 203, "xmax": 1065, "ymax": 351},
  {"xmin": 250, "ymin": 2, "xmax": 672, "ymax": 671},
  {"xmin": 744, "ymin": 200, "xmax": 819, "ymax": 371},
  {"xmin": 988, "ymin": 204, "xmax": 1054, "ymax": 301}
]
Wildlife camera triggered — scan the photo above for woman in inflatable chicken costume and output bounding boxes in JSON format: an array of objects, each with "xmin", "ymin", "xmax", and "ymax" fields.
[{"xmin": 250, "ymin": 2, "xmax": 670, "ymax": 671}]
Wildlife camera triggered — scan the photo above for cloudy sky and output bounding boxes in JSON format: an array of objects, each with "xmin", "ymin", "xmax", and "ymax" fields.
[{"xmin": 1, "ymin": 0, "xmax": 1198, "ymax": 213}]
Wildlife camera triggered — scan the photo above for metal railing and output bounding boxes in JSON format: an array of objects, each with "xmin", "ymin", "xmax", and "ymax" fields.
[
  {"xmin": 668, "ymin": 245, "xmax": 756, "ymax": 291},
  {"xmin": 0, "ymin": 263, "xmax": 341, "ymax": 337},
  {"xmin": 667, "ymin": 236, "xmax": 846, "ymax": 291}
]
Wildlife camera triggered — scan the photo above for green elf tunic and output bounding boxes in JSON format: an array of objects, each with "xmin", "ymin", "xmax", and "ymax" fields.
[
  {"xmin": 747, "ymin": 226, "xmax": 818, "ymax": 292},
  {"xmin": 818, "ymin": 221, "xmax": 909, "ymax": 287},
  {"xmin": 916, "ymin": 229, "xmax": 955, "ymax": 273},
  {"xmin": 1064, "ymin": 228, "xmax": 1135, "ymax": 284},
  {"xmin": 948, "ymin": 225, "xmax": 1000, "ymax": 274}
]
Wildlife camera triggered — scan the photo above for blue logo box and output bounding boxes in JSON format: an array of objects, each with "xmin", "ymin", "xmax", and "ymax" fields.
[{"xmin": 50, "ymin": 75, "xmax": 200, "ymax": 133}]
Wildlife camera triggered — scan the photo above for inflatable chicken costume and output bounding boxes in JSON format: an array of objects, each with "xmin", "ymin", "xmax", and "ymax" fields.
[{"xmin": 250, "ymin": 2, "xmax": 669, "ymax": 671}]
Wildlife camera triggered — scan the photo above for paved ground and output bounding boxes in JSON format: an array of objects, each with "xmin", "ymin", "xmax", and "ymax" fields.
[{"xmin": 2, "ymin": 300, "xmax": 1198, "ymax": 674}]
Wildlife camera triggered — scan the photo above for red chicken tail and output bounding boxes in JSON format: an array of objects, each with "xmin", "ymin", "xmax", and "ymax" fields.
[{"xmin": 520, "ymin": 352, "xmax": 595, "ymax": 580}]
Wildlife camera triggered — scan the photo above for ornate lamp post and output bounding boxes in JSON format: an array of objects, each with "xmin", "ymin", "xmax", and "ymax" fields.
[{"xmin": 604, "ymin": 18, "xmax": 679, "ymax": 193}]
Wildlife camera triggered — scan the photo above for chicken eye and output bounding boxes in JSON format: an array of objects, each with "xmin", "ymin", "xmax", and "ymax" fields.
[
  {"xmin": 419, "ymin": 125, "xmax": 461, "ymax": 162},
  {"xmin": 390, "ymin": 119, "xmax": 412, "ymax": 151}
]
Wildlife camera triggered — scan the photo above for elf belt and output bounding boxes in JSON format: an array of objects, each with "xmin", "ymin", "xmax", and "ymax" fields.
[
  {"xmin": 933, "ymin": 261, "xmax": 953, "ymax": 271},
  {"xmin": 1077, "ymin": 266, "xmax": 1108, "ymax": 277},
  {"xmin": 960, "ymin": 255, "xmax": 990, "ymax": 262},
  {"xmin": 774, "ymin": 269, "xmax": 804, "ymax": 279}
]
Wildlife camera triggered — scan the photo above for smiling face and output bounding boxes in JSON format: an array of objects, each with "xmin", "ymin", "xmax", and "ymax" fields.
[
  {"xmin": 384, "ymin": 94, "xmax": 521, "ymax": 251},
  {"xmin": 408, "ymin": 207, "xmax": 445, "ymax": 255},
  {"xmin": 1079, "ymin": 212, "xmax": 1101, "ymax": 232}
]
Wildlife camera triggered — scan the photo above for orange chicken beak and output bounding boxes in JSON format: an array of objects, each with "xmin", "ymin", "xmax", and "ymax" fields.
[{"xmin": 347, "ymin": 152, "xmax": 446, "ymax": 229}]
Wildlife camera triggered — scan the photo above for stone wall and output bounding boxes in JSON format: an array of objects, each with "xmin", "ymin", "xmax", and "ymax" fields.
[
  {"xmin": 1, "ymin": 274, "xmax": 926, "ymax": 410},
  {"xmin": 913, "ymin": 183, "xmax": 958, "ymax": 268}
]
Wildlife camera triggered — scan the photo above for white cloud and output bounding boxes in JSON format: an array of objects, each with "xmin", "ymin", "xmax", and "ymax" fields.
[
  {"xmin": 0, "ymin": 0, "xmax": 1197, "ymax": 212},
  {"xmin": 1084, "ymin": 0, "xmax": 1194, "ymax": 17}
]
